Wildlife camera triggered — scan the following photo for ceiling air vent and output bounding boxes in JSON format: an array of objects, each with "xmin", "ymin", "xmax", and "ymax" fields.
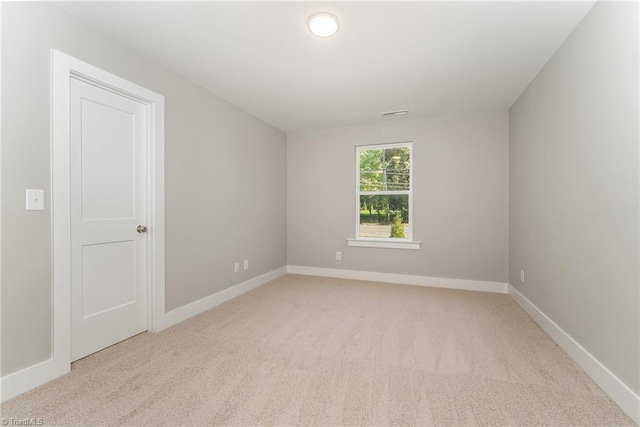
[{"xmin": 381, "ymin": 109, "xmax": 409, "ymax": 117}]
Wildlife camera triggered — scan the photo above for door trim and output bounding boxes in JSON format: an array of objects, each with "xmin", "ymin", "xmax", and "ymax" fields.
[{"xmin": 51, "ymin": 50, "xmax": 165, "ymax": 371}]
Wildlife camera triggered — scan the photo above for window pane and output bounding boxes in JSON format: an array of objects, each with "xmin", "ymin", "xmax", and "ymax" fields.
[
  {"xmin": 382, "ymin": 147, "xmax": 410, "ymax": 191},
  {"xmin": 359, "ymin": 146, "xmax": 410, "ymax": 192},
  {"xmin": 359, "ymin": 149, "xmax": 383, "ymax": 191},
  {"xmin": 359, "ymin": 195, "xmax": 409, "ymax": 238}
]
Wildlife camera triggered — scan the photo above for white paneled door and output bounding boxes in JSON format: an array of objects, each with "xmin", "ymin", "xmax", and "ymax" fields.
[{"xmin": 70, "ymin": 77, "xmax": 149, "ymax": 361}]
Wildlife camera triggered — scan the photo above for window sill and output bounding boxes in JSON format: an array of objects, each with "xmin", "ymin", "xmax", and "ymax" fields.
[{"xmin": 347, "ymin": 239, "xmax": 421, "ymax": 250}]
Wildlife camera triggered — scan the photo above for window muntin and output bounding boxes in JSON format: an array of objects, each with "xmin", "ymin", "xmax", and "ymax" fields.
[{"xmin": 356, "ymin": 142, "xmax": 412, "ymax": 241}]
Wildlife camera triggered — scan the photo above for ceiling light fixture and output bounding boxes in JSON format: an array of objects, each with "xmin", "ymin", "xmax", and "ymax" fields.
[
  {"xmin": 381, "ymin": 109, "xmax": 409, "ymax": 117},
  {"xmin": 307, "ymin": 12, "xmax": 340, "ymax": 38}
]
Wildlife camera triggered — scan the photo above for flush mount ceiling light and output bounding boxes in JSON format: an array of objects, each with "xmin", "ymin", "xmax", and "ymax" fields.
[{"xmin": 307, "ymin": 12, "xmax": 340, "ymax": 38}]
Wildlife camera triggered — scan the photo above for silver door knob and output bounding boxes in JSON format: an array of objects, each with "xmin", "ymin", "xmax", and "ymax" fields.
[{"xmin": 137, "ymin": 225, "xmax": 148, "ymax": 233}]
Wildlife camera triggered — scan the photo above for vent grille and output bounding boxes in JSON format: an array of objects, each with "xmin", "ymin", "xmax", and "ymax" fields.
[{"xmin": 381, "ymin": 109, "xmax": 409, "ymax": 117}]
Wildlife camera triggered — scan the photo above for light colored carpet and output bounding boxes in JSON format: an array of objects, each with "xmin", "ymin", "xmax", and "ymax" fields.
[{"xmin": 2, "ymin": 274, "xmax": 634, "ymax": 426}]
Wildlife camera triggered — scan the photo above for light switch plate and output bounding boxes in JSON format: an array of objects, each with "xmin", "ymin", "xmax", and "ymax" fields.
[{"xmin": 26, "ymin": 189, "xmax": 45, "ymax": 211}]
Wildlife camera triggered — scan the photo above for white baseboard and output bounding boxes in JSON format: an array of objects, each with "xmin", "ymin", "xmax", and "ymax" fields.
[
  {"xmin": 508, "ymin": 284, "xmax": 640, "ymax": 424},
  {"xmin": 158, "ymin": 266, "xmax": 288, "ymax": 331},
  {"xmin": 287, "ymin": 265, "xmax": 508, "ymax": 294},
  {"xmin": 0, "ymin": 266, "xmax": 287, "ymax": 403},
  {"xmin": 0, "ymin": 357, "xmax": 69, "ymax": 403}
]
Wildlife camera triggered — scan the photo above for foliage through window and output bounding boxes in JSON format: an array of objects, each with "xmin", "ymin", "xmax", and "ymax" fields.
[{"xmin": 356, "ymin": 143, "xmax": 412, "ymax": 240}]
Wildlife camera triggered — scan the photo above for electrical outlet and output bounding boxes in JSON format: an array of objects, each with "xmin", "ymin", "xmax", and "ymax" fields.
[
  {"xmin": 336, "ymin": 251, "xmax": 342, "ymax": 261},
  {"xmin": 234, "ymin": 262, "xmax": 240, "ymax": 273},
  {"xmin": 244, "ymin": 259, "xmax": 249, "ymax": 271},
  {"xmin": 520, "ymin": 269, "xmax": 525, "ymax": 283}
]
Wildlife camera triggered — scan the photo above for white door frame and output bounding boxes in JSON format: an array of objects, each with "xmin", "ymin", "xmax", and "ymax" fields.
[{"xmin": 51, "ymin": 49, "xmax": 165, "ymax": 373}]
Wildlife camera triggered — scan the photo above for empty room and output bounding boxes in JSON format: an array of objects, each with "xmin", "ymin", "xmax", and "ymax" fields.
[{"xmin": 1, "ymin": 1, "xmax": 638, "ymax": 425}]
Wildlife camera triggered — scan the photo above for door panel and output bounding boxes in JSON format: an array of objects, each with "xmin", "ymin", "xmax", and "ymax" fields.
[
  {"xmin": 70, "ymin": 77, "xmax": 148, "ymax": 362},
  {"xmin": 80, "ymin": 99, "xmax": 136, "ymax": 220},
  {"xmin": 81, "ymin": 241, "xmax": 136, "ymax": 318}
]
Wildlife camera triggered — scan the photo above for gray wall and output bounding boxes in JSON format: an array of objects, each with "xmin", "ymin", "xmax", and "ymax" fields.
[
  {"xmin": 1, "ymin": 2, "xmax": 287, "ymax": 376},
  {"xmin": 509, "ymin": 1, "xmax": 639, "ymax": 394},
  {"xmin": 287, "ymin": 113, "xmax": 509, "ymax": 283}
]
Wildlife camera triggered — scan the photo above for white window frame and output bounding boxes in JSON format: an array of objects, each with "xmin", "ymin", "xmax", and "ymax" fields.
[{"xmin": 348, "ymin": 142, "xmax": 421, "ymax": 250}]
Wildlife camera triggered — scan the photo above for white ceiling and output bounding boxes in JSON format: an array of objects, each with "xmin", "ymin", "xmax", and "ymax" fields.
[{"xmin": 54, "ymin": 1, "xmax": 594, "ymax": 132}]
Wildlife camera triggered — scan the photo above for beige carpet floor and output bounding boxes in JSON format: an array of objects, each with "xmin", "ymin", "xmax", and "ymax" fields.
[{"xmin": 2, "ymin": 274, "xmax": 635, "ymax": 426}]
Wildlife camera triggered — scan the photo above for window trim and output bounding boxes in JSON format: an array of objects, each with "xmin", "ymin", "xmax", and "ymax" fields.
[
  {"xmin": 347, "ymin": 238, "xmax": 421, "ymax": 250},
  {"xmin": 353, "ymin": 141, "xmax": 420, "ymax": 249}
]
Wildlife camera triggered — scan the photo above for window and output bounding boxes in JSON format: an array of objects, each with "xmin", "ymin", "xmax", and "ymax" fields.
[{"xmin": 349, "ymin": 142, "xmax": 420, "ymax": 249}]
